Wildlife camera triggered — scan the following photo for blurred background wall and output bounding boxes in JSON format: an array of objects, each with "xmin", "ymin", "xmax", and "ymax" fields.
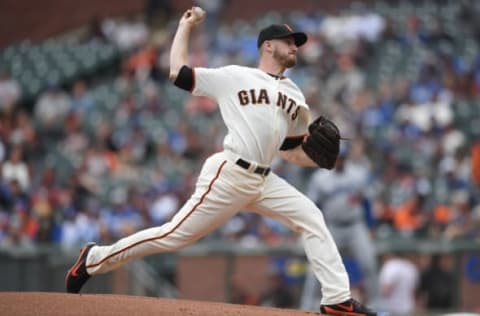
[
  {"xmin": 0, "ymin": 0, "xmax": 145, "ymax": 48},
  {"xmin": 0, "ymin": 0, "xmax": 363, "ymax": 48}
]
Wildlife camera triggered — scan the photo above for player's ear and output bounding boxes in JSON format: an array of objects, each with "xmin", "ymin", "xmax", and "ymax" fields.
[{"xmin": 263, "ymin": 40, "xmax": 273, "ymax": 53}]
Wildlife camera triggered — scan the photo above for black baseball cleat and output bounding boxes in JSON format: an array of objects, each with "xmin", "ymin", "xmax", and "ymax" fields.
[
  {"xmin": 320, "ymin": 298, "xmax": 377, "ymax": 316},
  {"xmin": 65, "ymin": 242, "xmax": 96, "ymax": 293}
]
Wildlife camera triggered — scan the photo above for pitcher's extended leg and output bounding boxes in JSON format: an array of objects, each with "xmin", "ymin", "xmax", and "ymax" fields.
[
  {"xmin": 249, "ymin": 173, "xmax": 350, "ymax": 305},
  {"xmin": 86, "ymin": 157, "xmax": 248, "ymax": 275}
]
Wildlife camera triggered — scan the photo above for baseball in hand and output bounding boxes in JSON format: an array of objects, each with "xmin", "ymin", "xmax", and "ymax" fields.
[{"xmin": 190, "ymin": 6, "xmax": 206, "ymax": 23}]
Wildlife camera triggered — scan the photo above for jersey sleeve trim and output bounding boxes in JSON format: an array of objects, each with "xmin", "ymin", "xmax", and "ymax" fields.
[
  {"xmin": 173, "ymin": 65, "xmax": 194, "ymax": 92},
  {"xmin": 279, "ymin": 134, "xmax": 307, "ymax": 151},
  {"xmin": 191, "ymin": 67, "xmax": 196, "ymax": 93}
]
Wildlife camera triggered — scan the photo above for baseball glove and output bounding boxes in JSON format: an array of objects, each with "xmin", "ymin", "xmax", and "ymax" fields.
[{"xmin": 301, "ymin": 116, "xmax": 340, "ymax": 169}]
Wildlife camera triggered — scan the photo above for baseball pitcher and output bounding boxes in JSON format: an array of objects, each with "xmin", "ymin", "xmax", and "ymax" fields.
[{"xmin": 65, "ymin": 7, "xmax": 376, "ymax": 315}]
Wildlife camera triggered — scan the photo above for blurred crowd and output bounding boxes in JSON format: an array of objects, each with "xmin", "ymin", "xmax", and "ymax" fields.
[{"xmin": 0, "ymin": 0, "xmax": 479, "ymax": 252}]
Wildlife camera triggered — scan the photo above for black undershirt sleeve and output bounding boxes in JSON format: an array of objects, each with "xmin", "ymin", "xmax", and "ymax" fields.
[
  {"xmin": 280, "ymin": 135, "xmax": 305, "ymax": 151},
  {"xmin": 173, "ymin": 65, "xmax": 194, "ymax": 91}
]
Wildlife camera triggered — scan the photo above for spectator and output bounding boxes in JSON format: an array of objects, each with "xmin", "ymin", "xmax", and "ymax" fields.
[
  {"xmin": 140, "ymin": 81, "xmax": 165, "ymax": 113},
  {"xmin": 100, "ymin": 188, "xmax": 144, "ymax": 239},
  {"xmin": 325, "ymin": 54, "xmax": 365, "ymax": 106},
  {"xmin": 0, "ymin": 215, "xmax": 35, "ymax": 249},
  {"xmin": 393, "ymin": 192, "xmax": 428, "ymax": 237},
  {"xmin": 379, "ymin": 252, "xmax": 419, "ymax": 315},
  {"xmin": 444, "ymin": 190, "xmax": 474, "ymax": 240},
  {"xmin": 60, "ymin": 112, "xmax": 90, "ymax": 164},
  {"xmin": 0, "ymin": 179, "xmax": 29, "ymax": 215},
  {"xmin": 127, "ymin": 42, "xmax": 160, "ymax": 82},
  {"xmin": 418, "ymin": 254, "xmax": 455, "ymax": 312},
  {"xmin": 61, "ymin": 199, "xmax": 101, "ymax": 247},
  {"xmin": 9, "ymin": 110, "xmax": 37, "ymax": 153},
  {"xmin": 34, "ymin": 84, "xmax": 71, "ymax": 138},
  {"xmin": 2, "ymin": 146, "xmax": 30, "ymax": 191},
  {"xmin": 103, "ymin": 15, "xmax": 149, "ymax": 52},
  {"xmin": 0, "ymin": 69, "xmax": 21, "ymax": 115},
  {"xmin": 77, "ymin": 143, "xmax": 117, "ymax": 195},
  {"xmin": 30, "ymin": 167, "xmax": 65, "ymax": 243},
  {"xmin": 149, "ymin": 189, "xmax": 179, "ymax": 225},
  {"xmin": 70, "ymin": 80, "xmax": 95, "ymax": 118}
]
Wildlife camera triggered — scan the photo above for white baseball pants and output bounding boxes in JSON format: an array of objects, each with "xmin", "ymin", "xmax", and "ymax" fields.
[{"xmin": 85, "ymin": 151, "xmax": 350, "ymax": 304}]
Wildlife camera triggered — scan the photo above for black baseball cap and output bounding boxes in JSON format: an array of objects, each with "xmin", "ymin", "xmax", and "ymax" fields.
[{"xmin": 257, "ymin": 24, "xmax": 308, "ymax": 48}]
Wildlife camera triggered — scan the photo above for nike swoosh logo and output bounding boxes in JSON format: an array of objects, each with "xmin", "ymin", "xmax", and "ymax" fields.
[
  {"xmin": 70, "ymin": 264, "xmax": 81, "ymax": 277},
  {"xmin": 69, "ymin": 246, "xmax": 89, "ymax": 277},
  {"xmin": 337, "ymin": 303, "xmax": 354, "ymax": 312}
]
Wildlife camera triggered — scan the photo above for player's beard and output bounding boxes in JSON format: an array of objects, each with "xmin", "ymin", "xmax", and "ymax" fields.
[{"xmin": 273, "ymin": 48, "xmax": 297, "ymax": 68}]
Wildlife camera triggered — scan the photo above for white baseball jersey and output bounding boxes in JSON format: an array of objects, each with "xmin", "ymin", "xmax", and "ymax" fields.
[
  {"xmin": 84, "ymin": 64, "xmax": 351, "ymax": 305},
  {"xmin": 193, "ymin": 65, "xmax": 310, "ymax": 165},
  {"xmin": 379, "ymin": 258, "xmax": 419, "ymax": 314}
]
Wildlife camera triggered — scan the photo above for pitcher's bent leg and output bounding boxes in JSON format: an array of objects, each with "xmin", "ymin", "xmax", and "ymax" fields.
[
  {"xmin": 300, "ymin": 222, "xmax": 350, "ymax": 305},
  {"xmin": 250, "ymin": 173, "xmax": 350, "ymax": 305}
]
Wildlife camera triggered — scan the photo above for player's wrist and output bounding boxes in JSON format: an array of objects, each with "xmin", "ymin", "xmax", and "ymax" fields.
[{"xmin": 178, "ymin": 20, "xmax": 194, "ymax": 29}]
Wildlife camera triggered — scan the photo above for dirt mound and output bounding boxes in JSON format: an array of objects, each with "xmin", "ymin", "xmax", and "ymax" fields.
[{"xmin": 0, "ymin": 292, "xmax": 323, "ymax": 316}]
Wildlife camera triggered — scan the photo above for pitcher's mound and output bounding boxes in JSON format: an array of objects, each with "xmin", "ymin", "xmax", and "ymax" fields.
[{"xmin": 0, "ymin": 292, "xmax": 323, "ymax": 316}]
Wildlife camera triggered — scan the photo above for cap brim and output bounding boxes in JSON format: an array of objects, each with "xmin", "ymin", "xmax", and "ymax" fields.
[
  {"xmin": 291, "ymin": 32, "xmax": 308, "ymax": 47},
  {"xmin": 273, "ymin": 32, "xmax": 308, "ymax": 47}
]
